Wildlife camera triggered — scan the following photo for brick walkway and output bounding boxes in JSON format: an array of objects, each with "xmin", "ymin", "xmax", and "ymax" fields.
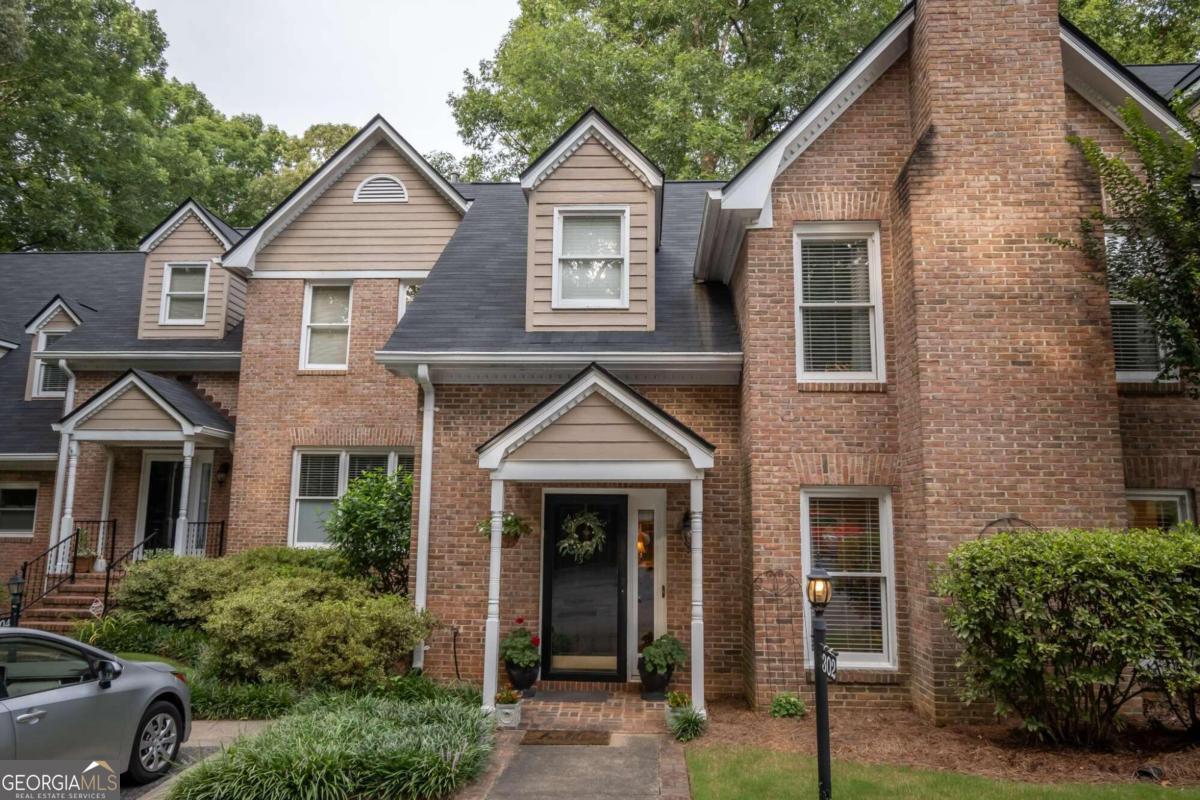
[{"xmin": 519, "ymin": 694, "xmax": 670, "ymax": 734}]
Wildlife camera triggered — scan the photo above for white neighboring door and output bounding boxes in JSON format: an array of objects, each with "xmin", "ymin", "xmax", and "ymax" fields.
[{"xmin": 133, "ymin": 450, "xmax": 214, "ymax": 556}]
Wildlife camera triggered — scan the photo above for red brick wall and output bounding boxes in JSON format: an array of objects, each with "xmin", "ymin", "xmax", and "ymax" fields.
[
  {"xmin": 414, "ymin": 383, "xmax": 744, "ymax": 699},
  {"xmin": 227, "ymin": 279, "xmax": 419, "ymax": 550},
  {"xmin": 0, "ymin": 470, "xmax": 57, "ymax": 584}
]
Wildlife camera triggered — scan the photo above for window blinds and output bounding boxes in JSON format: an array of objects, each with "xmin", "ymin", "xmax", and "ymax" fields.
[
  {"xmin": 798, "ymin": 239, "xmax": 875, "ymax": 374},
  {"xmin": 808, "ymin": 496, "xmax": 887, "ymax": 657}
]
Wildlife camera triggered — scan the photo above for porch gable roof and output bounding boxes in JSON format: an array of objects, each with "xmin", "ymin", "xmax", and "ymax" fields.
[{"xmin": 56, "ymin": 369, "xmax": 234, "ymax": 439}]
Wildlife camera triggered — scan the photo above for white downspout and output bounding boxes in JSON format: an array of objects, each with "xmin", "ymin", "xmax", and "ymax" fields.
[
  {"xmin": 48, "ymin": 359, "xmax": 76, "ymax": 548},
  {"xmin": 412, "ymin": 364, "xmax": 435, "ymax": 670}
]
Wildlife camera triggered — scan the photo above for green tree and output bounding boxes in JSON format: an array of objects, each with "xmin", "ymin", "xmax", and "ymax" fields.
[
  {"xmin": 323, "ymin": 469, "xmax": 413, "ymax": 595},
  {"xmin": 1063, "ymin": 99, "xmax": 1200, "ymax": 392},
  {"xmin": 1062, "ymin": 0, "xmax": 1200, "ymax": 65}
]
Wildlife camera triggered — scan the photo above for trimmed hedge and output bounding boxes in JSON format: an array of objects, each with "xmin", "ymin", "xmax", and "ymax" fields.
[
  {"xmin": 937, "ymin": 527, "xmax": 1200, "ymax": 745},
  {"xmin": 168, "ymin": 697, "xmax": 493, "ymax": 800}
]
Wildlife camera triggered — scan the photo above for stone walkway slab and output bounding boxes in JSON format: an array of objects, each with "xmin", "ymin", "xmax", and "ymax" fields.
[{"xmin": 487, "ymin": 733, "xmax": 672, "ymax": 800}]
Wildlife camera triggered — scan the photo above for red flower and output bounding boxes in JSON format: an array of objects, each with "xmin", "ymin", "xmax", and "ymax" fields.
[
  {"xmin": 515, "ymin": 617, "xmax": 525, "ymax": 625},
  {"xmin": 530, "ymin": 635, "xmax": 541, "ymax": 646}
]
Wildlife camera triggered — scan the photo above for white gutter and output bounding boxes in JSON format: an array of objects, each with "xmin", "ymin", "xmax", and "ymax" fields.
[
  {"xmin": 48, "ymin": 359, "xmax": 76, "ymax": 547},
  {"xmin": 412, "ymin": 363, "xmax": 435, "ymax": 670}
]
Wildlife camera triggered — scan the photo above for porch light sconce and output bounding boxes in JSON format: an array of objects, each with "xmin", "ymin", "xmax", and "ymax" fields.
[
  {"xmin": 680, "ymin": 512, "xmax": 692, "ymax": 548},
  {"xmin": 215, "ymin": 462, "xmax": 230, "ymax": 487}
]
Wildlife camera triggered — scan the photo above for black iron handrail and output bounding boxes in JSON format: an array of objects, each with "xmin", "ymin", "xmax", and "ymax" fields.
[
  {"xmin": 101, "ymin": 520, "xmax": 227, "ymax": 616},
  {"xmin": 12, "ymin": 520, "xmax": 115, "ymax": 623}
]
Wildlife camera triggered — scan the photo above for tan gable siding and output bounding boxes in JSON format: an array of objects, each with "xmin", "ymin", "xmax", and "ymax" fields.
[
  {"xmin": 40, "ymin": 309, "xmax": 76, "ymax": 330},
  {"xmin": 255, "ymin": 143, "xmax": 461, "ymax": 270},
  {"xmin": 76, "ymin": 386, "xmax": 180, "ymax": 431},
  {"xmin": 507, "ymin": 393, "xmax": 683, "ymax": 461},
  {"xmin": 526, "ymin": 137, "xmax": 655, "ymax": 331},
  {"xmin": 138, "ymin": 215, "xmax": 230, "ymax": 339}
]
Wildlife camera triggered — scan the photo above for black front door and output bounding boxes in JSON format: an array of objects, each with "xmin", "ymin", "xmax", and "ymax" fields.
[
  {"xmin": 142, "ymin": 460, "xmax": 183, "ymax": 551},
  {"xmin": 542, "ymin": 494, "xmax": 627, "ymax": 681}
]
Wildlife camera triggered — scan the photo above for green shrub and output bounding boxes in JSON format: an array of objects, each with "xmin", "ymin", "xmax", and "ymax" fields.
[
  {"xmin": 498, "ymin": 624, "xmax": 539, "ymax": 668},
  {"xmin": 936, "ymin": 528, "xmax": 1200, "ymax": 745},
  {"xmin": 324, "ymin": 469, "xmax": 412, "ymax": 594},
  {"xmin": 669, "ymin": 706, "xmax": 707, "ymax": 742},
  {"xmin": 666, "ymin": 690, "xmax": 690, "ymax": 709},
  {"xmin": 769, "ymin": 692, "xmax": 808, "ymax": 719},
  {"xmin": 284, "ymin": 595, "xmax": 435, "ymax": 689},
  {"xmin": 187, "ymin": 673, "xmax": 298, "ymax": 720},
  {"xmin": 115, "ymin": 554, "xmax": 200, "ymax": 625},
  {"xmin": 168, "ymin": 697, "xmax": 493, "ymax": 800},
  {"xmin": 75, "ymin": 613, "xmax": 207, "ymax": 664},
  {"xmin": 379, "ymin": 672, "xmax": 481, "ymax": 707},
  {"xmin": 641, "ymin": 634, "xmax": 686, "ymax": 674}
]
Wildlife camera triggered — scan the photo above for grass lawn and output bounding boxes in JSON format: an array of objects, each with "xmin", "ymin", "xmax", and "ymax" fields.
[
  {"xmin": 116, "ymin": 651, "xmax": 187, "ymax": 671},
  {"xmin": 687, "ymin": 746, "xmax": 1200, "ymax": 799}
]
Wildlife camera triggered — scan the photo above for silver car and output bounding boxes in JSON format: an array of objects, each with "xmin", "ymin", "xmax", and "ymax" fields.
[{"xmin": 0, "ymin": 628, "xmax": 191, "ymax": 784}]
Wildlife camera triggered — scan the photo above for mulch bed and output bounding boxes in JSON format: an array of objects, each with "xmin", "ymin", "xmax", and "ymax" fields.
[{"xmin": 693, "ymin": 701, "xmax": 1200, "ymax": 787}]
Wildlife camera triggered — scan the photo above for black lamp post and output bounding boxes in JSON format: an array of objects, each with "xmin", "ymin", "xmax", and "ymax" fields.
[
  {"xmin": 8, "ymin": 572, "xmax": 25, "ymax": 628},
  {"xmin": 807, "ymin": 568, "xmax": 834, "ymax": 800}
]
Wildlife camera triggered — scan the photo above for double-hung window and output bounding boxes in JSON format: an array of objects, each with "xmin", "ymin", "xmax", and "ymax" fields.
[
  {"xmin": 552, "ymin": 207, "xmax": 629, "ymax": 308},
  {"xmin": 301, "ymin": 284, "xmax": 352, "ymax": 369},
  {"xmin": 160, "ymin": 263, "xmax": 209, "ymax": 324},
  {"xmin": 1126, "ymin": 490, "xmax": 1192, "ymax": 530},
  {"xmin": 794, "ymin": 223, "xmax": 884, "ymax": 382},
  {"xmin": 290, "ymin": 450, "xmax": 413, "ymax": 546},
  {"xmin": 1106, "ymin": 234, "xmax": 1163, "ymax": 381},
  {"xmin": 801, "ymin": 488, "xmax": 897, "ymax": 669},
  {"xmin": 0, "ymin": 484, "xmax": 37, "ymax": 537},
  {"xmin": 34, "ymin": 332, "xmax": 68, "ymax": 397}
]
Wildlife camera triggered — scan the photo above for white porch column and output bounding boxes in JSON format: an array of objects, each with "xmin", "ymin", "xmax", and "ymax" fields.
[
  {"xmin": 56, "ymin": 438, "xmax": 80, "ymax": 574},
  {"xmin": 690, "ymin": 477, "xmax": 705, "ymax": 715},
  {"xmin": 174, "ymin": 440, "xmax": 195, "ymax": 556},
  {"xmin": 481, "ymin": 478, "xmax": 504, "ymax": 712},
  {"xmin": 95, "ymin": 449, "xmax": 115, "ymax": 570}
]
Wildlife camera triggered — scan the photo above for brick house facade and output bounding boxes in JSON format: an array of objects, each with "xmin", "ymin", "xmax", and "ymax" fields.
[{"xmin": 2, "ymin": 1, "xmax": 1197, "ymax": 722}]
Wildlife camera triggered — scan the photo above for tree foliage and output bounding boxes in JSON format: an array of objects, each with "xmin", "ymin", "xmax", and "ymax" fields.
[
  {"xmin": 0, "ymin": 0, "xmax": 355, "ymax": 251},
  {"xmin": 1064, "ymin": 99, "xmax": 1200, "ymax": 391},
  {"xmin": 450, "ymin": 0, "xmax": 1200, "ymax": 181},
  {"xmin": 324, "ymin": 468, "xmax": 414, "ymax": 595}
]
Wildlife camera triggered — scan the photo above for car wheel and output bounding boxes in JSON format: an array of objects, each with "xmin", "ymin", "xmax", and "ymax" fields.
[{"xmin": 126, "ymin": 700, "xmax": 182, "ymax": 785}]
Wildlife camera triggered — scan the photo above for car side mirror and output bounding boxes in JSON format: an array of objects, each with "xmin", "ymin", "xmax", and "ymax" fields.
[{"xmin": 96, "ymin": 659, "xmax": 122, "ymax": 689}]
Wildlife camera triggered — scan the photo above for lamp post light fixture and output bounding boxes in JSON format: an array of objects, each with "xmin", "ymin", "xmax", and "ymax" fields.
[
  {"xmin": 807, "ymin": 568, "xmax": 835, "ymax": 800},
  {"xmin": 7, "ymin": 572, "xmax": 25, "ymax": 628}
]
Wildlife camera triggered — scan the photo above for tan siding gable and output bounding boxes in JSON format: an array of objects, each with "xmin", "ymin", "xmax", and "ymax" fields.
[
  {"xmin": 526, "ymin": 137, "xmax": 655, "ymax": 332},
  {"xmin": 138, "ymin": 214, "xmax": 231, "ymax": 339},
  {"xmin": 255, "ymin": 143, "xmax": 461, "ymax": 270},
  {"xmin": 76, "ymin": 386, "xmax": 180, "ymax": 431},
  {"xmin": 507, "ymin": 393, "xmax": 684, "ymax": 461},
  {"xmin": 40, "ymin": 308, "xmax": 77, "ymax": 330}
]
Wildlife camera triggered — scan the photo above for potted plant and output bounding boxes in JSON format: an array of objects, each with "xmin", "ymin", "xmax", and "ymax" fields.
[
  {"xmin": 73, "ymin": 543, "xmax": 96, "ymax": 574},
  {"xmin": 500, "ymin": 618, "xmax": 540, "ymax": 696},
  {"xmin": 494, "ymin": 689, "xmax": 522, "ymax": 728},
  {"xmin": 665, "ymin": 690, "xmax": 690, "ymax": 725},
  {"xmin": 638, "ymin": 634, "xmax": 686, "ymax": 700},
  {"xmin": 476, "ymin": 512, "xmax": 532, "ymax": 549}
]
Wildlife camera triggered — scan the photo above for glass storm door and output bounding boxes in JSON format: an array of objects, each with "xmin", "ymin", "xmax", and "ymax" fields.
[
  {"xmin": 142, "ymin": 460, "xmax": 183, "ymax": 551},
  {"xmin": 542, "ymin": 494, "xmax": 627, "ymax": 681}
]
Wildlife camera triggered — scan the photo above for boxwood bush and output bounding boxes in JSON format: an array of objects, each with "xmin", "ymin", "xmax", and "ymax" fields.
[
  {"xmin": 937, "ymin": 527, "xmax": 1200, "ymax": 745},
  {"xmin": 168, "ymin": 697, "xmax": 493, "ymax": 800}
]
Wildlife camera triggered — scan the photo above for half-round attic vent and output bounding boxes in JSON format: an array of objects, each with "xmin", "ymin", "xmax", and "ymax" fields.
[{"xmin": 353, "ymin": 174, "xmax": 408, "ymax": 203}]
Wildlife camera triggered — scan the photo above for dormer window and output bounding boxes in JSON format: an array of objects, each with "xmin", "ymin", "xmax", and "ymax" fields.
[
  {"xmin": 353, "ymin": 175, "xmax": 408, "ymax": 203},
  {"xmin": 34, "ymin": 331, "xmax": 68, "ymax": 397},
  {"xmin": 552, "ymin": 207, "xmax": 629, "ymax": 309},
  {"xmin": 160, "ymin": 263, "xmax": 209, "ymax": 324}
]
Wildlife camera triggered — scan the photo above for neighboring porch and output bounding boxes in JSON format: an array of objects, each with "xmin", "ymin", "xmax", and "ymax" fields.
[
  {"xmin": 15, "ymin": 370, "xmax": 234, "ymax": 629},
  {"xmin": 474, "ymin": 365, "xmax": 715, "ymax": 714}
]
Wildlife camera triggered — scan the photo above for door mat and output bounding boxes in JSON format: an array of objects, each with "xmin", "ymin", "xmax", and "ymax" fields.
[
  {"xmin": 533, "ymin": 690, "xmax": 611, "ymax": 702},
  {"xmin": 522, "ymin": 730, "xmax": 612, "ymax": 746}
]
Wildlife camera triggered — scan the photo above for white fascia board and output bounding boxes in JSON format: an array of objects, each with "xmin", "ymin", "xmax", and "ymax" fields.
[
  {"xmin": 34, "ymin": 350, "xmax": 241, "ymax": 371},
  {"xmin": 251, "ymin": 269, "xmax": 430, "ymax": 280},
  {"xmin": 375, "ymin": 350, "xmax": 742, "ymax": 365},
  {"xmin": 521, "ymin": 112, "xmax": 664, "ymax": 192},
  {"xmin": 223, "ymin": 117, "xmax": 469, "ymax": 271},
  {"xmin": 140, "ymin": 202, "xmax": 233, "ymax": 253},
  {"xmin": 25, "ymin": 298, "xmax": 82, "ymax": 334},
  {"xmin": 1060, "ymin": 29, "xmax": 1189, "ymax": 138},
  {"xmin": 0, "ymin": 338, "xmax": 19, "ymax": 351},
  {"xmin": 492, "ymin": 460, "xmax": 701, "ymax": 482}
]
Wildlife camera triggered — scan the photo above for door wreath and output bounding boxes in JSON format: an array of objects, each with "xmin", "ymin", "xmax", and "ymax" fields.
[{"xmin": 557, "ymin": 510, "xmax": 607, "ymax": 563}]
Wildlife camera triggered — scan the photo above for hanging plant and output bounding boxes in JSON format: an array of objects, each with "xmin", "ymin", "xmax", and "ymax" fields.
[
  {"xmin": 557, "ymin": 511, "xmax": 607, "ymax": 563},
  {"xmin": 476, "ymin": 512, "xmax": 532, "ymax": 545}
]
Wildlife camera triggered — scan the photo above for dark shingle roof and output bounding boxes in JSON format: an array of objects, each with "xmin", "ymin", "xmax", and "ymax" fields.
[
  {"xmin": 1127, "ymin": 63, "xmax": 1200, "ymax": 101},
  {"xmin": 191, "ymin": 199, "xmax": 243, "ymax": 247},
  {"xmin": 382, "ymin": 181, "xmax": 740, "ymax": 354},
  {"xmin": 130, "ymin": 370, "xmax": 234, "ymax": 433}
]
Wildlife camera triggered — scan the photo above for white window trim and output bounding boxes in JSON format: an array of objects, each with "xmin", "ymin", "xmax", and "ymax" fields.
[
  {"xmin": 299, "ymin": 282, "xmax": 353, "ymax": 371},
  {"xmin": 158, "ymin": 262, "xmax": 210, "ymax": 326},
  {"xmin": 1126, "ymin": 489, "xmax": 1193, "ymax": 526},
  {"xmin": 0, "ymin": 482, "xmax": 39, "ymax": 538},
  {"xmin": 32, "ymin": 331, "xmax": 67, "ymax": 399},
  {"xmin": 353, "ymin": 174, "xmax": 408, "ymax": 203},
  {"xmin": 1111, "ymin": 298, "xmax": 1170, "ymax": 383},
  {"xmin": 793, "ymin": 221, "xmax": 886, "ymax": 383},
  {"xmin": 800, "ymin": 486, "xmax": 898, "ymax": 671},
  {"xmin": 397, "ymin": 280, "xmax": 422, "ymax": 323},
  {"xmin": 551, "ymin": 205, "xmax": 631, "ymax": 310},
  {"xmin": 287, "ymin": 448, "xmax": 408, "ymax": 548}
]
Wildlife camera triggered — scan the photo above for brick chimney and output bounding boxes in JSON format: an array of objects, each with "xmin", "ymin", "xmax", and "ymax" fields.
[{"xmin": 896, "ymin": 0, "xmax": 1128, "ymax": 721}]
